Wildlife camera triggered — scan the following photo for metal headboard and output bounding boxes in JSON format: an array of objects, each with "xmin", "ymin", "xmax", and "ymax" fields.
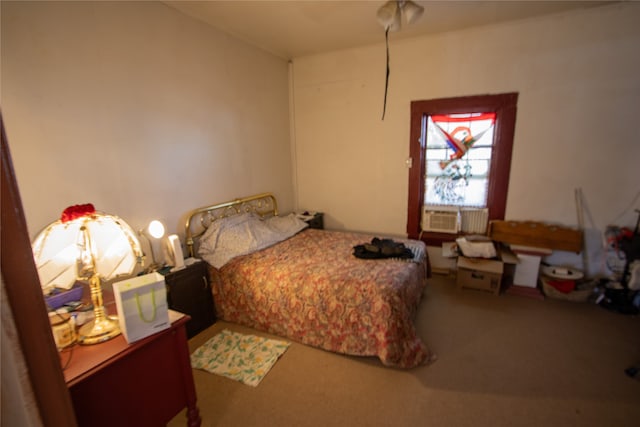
[{"xmin": 184, "ymin": 192, "xmax": 279, "ymax": 257}]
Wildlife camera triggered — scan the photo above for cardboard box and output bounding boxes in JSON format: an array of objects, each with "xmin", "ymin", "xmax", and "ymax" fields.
[
  {"xmin": 456, "ymin": 256, "xmax": 504, "ymax": 295},
  {"xmin": 456, "ymin": 245, "xmax": 518, "ymax": 295}
]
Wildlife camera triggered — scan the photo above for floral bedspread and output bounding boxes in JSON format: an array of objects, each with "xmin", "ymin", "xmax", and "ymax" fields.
[{"xmin": 208, "ymin": 229, "xmax": 434, "ymax": 368}]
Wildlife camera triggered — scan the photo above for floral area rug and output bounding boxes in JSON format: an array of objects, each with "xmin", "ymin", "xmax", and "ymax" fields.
[{"xmin": 190, "ymin": 329, "xmax": 290, "ymax": 387}]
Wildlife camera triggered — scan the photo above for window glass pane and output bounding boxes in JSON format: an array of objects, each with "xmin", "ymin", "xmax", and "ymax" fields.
[{"xmin": 424, "ymin": 113, "xmax": 494, "ymax": 207}]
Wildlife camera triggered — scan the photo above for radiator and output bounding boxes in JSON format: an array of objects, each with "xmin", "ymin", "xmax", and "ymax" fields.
[{"xmin": 460, "ymin": 208, "xmax": 489, "ymax": 234}]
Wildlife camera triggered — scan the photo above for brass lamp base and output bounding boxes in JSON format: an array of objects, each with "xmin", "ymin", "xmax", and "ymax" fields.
[
  {"xmin": 78, "ymin": 315, "xmax": 121, "ymax": 345},
  {"xmin": 78, "ymin": 270, "xmax": 122, "ymax": 345}
]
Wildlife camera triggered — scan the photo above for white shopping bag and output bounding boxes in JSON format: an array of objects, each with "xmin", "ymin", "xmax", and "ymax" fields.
[{"xmin": 113, "ymin": 272, "xmax": 170, "ymax": 343}]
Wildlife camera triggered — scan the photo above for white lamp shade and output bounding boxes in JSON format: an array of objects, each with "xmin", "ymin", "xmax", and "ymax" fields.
[
  {"xmin": 389, "ymin": 6, "xmax": 402, "ymax": 32},
  {"xmin": 403, "ymin": 1, "xmax": 424, "ymax": 24},
  {"xmin": 376, "ymin": 0, "xmax": 398, "ymax": 29},
  {"xmin": 32, "ymin": 212, "xmax": 142, "ymax": 289},
  {"xmin": 378, "ymin": 0, "xmax": 424, "ymax": 31}
]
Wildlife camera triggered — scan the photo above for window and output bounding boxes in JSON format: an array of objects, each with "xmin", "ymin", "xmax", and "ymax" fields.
[
  {"xmin": 406, "ymin": 93, "xmax": 518, "ymax": 244},
  {"xmin": 425, "ymin": 112, "xmax": 496, "ymax": 207}
]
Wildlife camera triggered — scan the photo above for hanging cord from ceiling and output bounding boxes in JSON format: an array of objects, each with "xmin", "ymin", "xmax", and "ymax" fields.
[
  {"xmin": 382, "ymin": 27, "xmax": 390, "ymax": 120},
  {"xmin": 377, "ymin": 1, "xmax": 424, "ymax": 121}
]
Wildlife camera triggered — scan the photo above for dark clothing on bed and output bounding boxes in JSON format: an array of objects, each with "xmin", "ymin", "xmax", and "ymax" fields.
[{"xmin": 353, "ymin": 237, "xmax": 414, "ymax": 260}]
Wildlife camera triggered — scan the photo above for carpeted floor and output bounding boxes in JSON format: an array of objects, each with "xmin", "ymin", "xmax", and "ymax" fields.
[{"xmin": 169, "ymin": 274, "xmax": 640, "ymax": 427}]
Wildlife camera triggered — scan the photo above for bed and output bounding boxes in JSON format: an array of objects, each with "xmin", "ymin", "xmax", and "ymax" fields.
[{"xmin": 185, "ymin": 193, "xmax": 434, "ymax": 368}]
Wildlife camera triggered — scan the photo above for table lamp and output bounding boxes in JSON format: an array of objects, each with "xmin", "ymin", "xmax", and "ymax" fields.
[
  {"xmin": 32, "ymin": 204, "xmax": 143, "ymax": 344},
  {"xmin": 139, "ymin": 219, "xmax": 165, "ymax": 272}
]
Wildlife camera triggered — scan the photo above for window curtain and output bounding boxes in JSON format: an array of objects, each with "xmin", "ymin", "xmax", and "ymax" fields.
[{"xmin": 430, "ymin": 113, "xmax": 496, "ymax": 170}]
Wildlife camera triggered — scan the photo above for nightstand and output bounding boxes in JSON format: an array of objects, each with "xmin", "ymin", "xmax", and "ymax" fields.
[
  {"xmin": 304, "ymin": 212, "xmax": 324, "ymax": 230},
  {"xmin": 163, "ymin": 260, "xmax": 216, "ymax": 338}
]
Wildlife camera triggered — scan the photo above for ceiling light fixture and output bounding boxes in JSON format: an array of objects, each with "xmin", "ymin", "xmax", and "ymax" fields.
[{"xmin": 377, "ymin": 1, "xmax": 425, "ymax": 120}]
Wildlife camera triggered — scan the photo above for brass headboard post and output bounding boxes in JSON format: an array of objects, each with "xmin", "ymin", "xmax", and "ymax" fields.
[{"xmin": 184, "ymin": 192, "xmax": 278, "ymax": 257}]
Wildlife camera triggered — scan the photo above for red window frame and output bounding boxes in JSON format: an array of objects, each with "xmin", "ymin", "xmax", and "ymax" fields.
[{"xmin": 406, "ymin": 93, "xmax": 518, "ymax": 245}]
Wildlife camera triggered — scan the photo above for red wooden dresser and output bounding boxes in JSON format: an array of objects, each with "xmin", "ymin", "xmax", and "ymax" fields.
[{"xmin": 63, "ymin": 311, "xmax": 201, "ymax": 426}]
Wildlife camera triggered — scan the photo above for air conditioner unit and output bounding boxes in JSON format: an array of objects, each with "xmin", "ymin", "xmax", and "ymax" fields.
[{"xmin": 422, "ymin": 207, "xmax": 460, "ymax": 234}]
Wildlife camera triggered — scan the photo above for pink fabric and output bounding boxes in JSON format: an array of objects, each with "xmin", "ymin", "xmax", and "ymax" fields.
[{"xmin": 208, "ymin": 229, "xmax": 433, "ymax": 368}]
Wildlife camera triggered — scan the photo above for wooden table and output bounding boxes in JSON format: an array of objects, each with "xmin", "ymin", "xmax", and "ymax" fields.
[{"xmin": 63, "ymin": 310, "xmax": 201, "ymax": 426}]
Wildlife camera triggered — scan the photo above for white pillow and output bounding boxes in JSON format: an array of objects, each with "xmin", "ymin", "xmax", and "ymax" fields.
[{"xmin": 198, "ymin": 213, "xmax": 307, "ymax": 269}]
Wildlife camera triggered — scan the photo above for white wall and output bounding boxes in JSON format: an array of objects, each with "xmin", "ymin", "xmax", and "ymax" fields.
[
  {"xmin": 292, "ymin": 2, "xmax": 640, "ymax": 238},
  {"xmin": 3, "ymin": 2, "xmax": 639, "ymax": 277},
  {"xmin": 1, "ymin": 1, "xmax": 293, "ymax": 244}
]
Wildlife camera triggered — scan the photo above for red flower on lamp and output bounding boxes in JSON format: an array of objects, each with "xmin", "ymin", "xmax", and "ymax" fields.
[{"xmin": 60, "ymin": 204, "xmax": 96, "ymax": 223}]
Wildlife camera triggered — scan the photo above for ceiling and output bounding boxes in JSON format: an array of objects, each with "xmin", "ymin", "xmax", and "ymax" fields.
[{"xmin": 164, "ymin": 1, "xmax": 613, "ymax": 60}]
